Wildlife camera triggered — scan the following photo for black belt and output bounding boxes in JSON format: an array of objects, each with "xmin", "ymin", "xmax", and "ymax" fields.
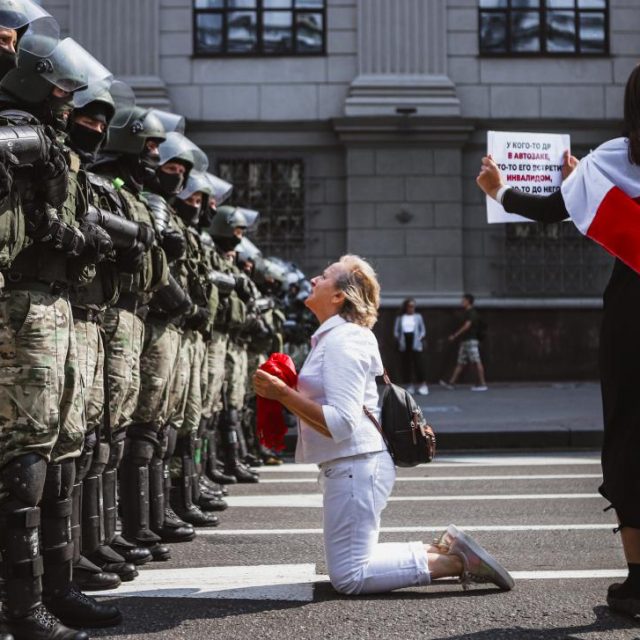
[
  {"xmin": 72, "ymin": 306, "xmax": 105, "ymax": 324},
  {"xmin": 3, "ymin": 274, "xmax": 69, "ymax": 297},
  {"xmin": 115, "ymin": 294, "xmax": 149, "ymax": 321}
]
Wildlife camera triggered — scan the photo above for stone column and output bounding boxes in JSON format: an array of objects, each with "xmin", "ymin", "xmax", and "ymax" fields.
[
  {"xmin": 69, "ymin": 0, "xmax": 170, "ymax": 109},
  {"xmin": 346, "ymin": 0, "xmax": 459, "ymax": 117}
]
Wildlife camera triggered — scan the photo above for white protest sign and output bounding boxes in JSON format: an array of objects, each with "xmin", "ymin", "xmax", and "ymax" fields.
[{"xmin": 486, "ymin": 131, "xmax": 570, "ymax": 224}]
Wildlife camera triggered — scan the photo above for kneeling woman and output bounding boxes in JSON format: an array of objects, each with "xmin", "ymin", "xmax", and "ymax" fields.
[{"xmin": 253, "ymin": 254, "xmax": 514, "ymax": 595}]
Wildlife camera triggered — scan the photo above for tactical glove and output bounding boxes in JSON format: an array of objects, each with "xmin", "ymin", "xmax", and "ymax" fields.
[
  {"xmin": 137, "ymin": 222, "xmax": 155, "ymax": 250},
  {"xmin": 116, "ymin": 242, "xmax": 145, "ymax": 274},
  {"xmin": 185, "ymin": 305, "xmax": 211, "ymax": 332},
  {"xmin": 40, "ymin": 142, "xmax": 69, "ymax": 208},
  {"xmin": 78, "ymin": 221, "xmax": 114, "ymax": 264},
  {"xmin": 161, "ymin": 227, "xmax": 186, "ymax": 261},
  {"xmin": 0, "ymin": 147, "xmax": 14, "ymax": 203}
]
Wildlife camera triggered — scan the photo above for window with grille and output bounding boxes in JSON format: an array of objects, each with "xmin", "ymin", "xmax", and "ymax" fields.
[
  {"xmin": 500, "ymin": 222, "xmax": 611, "ymax": 296},
  {"xmin": 194, "ymin": 0, "xmax": 326, "ymax": 57},
  {"xmin": 479, "ymin": 0, "xmax": 608, "ymax": 56},
  {"xmin": 216, "ymin": 159, "xmax": 306, "ymax": 261}
]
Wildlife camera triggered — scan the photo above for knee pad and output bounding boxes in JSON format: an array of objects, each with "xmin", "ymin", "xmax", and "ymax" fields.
[
  {"xmin": 0, "ymin": 453, "xmax": 47, "ymax": 510},
  {"xmin": 107, "ymin": 435, "xmax": 125, "ymax": 470},
  {"xmin": 42, "ymin": 460, "xmax": 76, "ymax": 502},
  {"xmin": 123, "ymin": 437, "xmax": 155, "ymax": 466}
]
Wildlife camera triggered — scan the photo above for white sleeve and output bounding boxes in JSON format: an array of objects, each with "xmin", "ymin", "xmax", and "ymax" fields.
[{"xmin": 320, "ymin": 330, "xmax": 373, "ymax": 443}]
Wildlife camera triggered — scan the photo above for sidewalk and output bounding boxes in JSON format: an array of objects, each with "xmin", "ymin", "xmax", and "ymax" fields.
[
  {"xmin": 414, "ymin": 381, "xmax": 603, "ymax": 450},
  {"xmin": 284, "ymin": 381, "xmax": 604, "ymax": 452}
]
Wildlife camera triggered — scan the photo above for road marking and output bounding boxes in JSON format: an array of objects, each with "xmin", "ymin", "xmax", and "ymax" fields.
[
  {"xmin": 512, "ymin": 569, "xmax": 626, "ymax": 580},
  {"xmin": 96, "ymin": 564, "xmax": 318, "ymax": 601},
  {"xmin": 258, "ymin": 474, "xmax": 602, "ymax": 484},
  {"xmin": 197, "ymin": 524, "xmax": 615, "ymax": 536},
  {"xmin": 258, "ymin": 455, "xmax": 600, "ymax": 474},
  {"xmin": 224, "ymin": 493, "xmax": 603, "ymax": 508},
  {"xmin": 94, "ymin": 564, "xmax": 628, "ymax": 601}
]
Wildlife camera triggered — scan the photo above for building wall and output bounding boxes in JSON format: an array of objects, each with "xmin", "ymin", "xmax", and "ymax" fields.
[{"xmin": 39, "ymin": 0, "xmax": 640, "ymax": 378}]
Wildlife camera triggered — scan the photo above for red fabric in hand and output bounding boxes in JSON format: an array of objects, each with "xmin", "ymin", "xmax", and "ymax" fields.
[{"xmin": 256, "ymin": 353, "xmax": 298, "ymax": 453}]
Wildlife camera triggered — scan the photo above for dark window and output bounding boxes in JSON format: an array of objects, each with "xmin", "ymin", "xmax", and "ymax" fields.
[
  {"xmin": 500, "ymin": 222, "xmax": 611, "ymax": 296},
  {"xmin": 479, "ymin": 0, "xmax": 608, "ymax": 56},
  {"xmin": 194, "ymin": 0, "xmax": 326, "ymax": 57},
  {"xmin": 216, "ymin": 159, "xmax": 306, "ymax": 261}
]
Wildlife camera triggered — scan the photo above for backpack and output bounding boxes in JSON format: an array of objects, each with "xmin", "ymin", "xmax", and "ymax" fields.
[{"xmin": 364, "ymin": 372, "xmax": 436, "ymax": 467}]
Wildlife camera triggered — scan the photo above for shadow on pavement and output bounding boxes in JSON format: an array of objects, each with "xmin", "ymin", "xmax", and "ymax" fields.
[{"xmin": 427, "ymin": 605, "xmax": 639, "ymax": 639}]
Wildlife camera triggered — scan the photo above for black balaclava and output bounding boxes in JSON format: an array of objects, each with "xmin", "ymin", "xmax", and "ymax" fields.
[
  {"xmin": 145, "ymin": 160, "xmax": 189, "ymax": 199},
  {"xmin": 176, "ymin": 198, "xmax": 202, "ymax": 227},
  {"xmin": 214, "ymin": 235, "xmax": 242, "ymax": 253},
  {"xmin": 69, "ymin": 102, "xmax": 110, "ymax": 159},
  {"xmin": 0, "ymin": 48, "xmax": 16, "ymax": 80}
]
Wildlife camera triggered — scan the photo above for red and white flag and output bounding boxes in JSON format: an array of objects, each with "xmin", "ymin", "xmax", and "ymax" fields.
[{"xmin": 562, "ymin": 137, "xmax": 640, "ymax": 273}]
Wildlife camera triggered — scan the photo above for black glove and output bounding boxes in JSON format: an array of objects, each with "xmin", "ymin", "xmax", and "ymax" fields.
[
  {"xmin": 116, "ymin": 242, "xmax": 145, "ymax": 274},
  {"xmin": 40, "ymin": 142, "xmax": 69, "ymax": 209},
  {"xmin": 174, "ymin": 295, "xmax": 194, "ymax": 319},
  {"xmin": 137, "ymin": 222, "xmax": 155, "ymax": 250},
  {"xmin": 161, "ymin": 227, "xmax": 186, "ymax": 261},
  {"xmin": 234, "ymin": 274, "xmax": 253, "ymax": 303},
  {"xmin": 185, "ymin": 305, "xmax": 210, "ymax": 332},
  {"xmin": 78, "ymin": 221, "xmax": 114, "ymax": 264},
  {"xmin": 49, "ymin": 220, "xmax": 85, "ymax": 256}
]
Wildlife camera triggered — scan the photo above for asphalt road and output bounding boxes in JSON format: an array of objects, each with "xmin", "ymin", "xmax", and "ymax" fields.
[{"xmin": 89, "ymin": 451, "xmax": 640, "ymax": 640}]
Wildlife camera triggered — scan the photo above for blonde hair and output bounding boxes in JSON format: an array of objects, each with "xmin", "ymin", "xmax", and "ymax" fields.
[{"xmin": 334, "ymin": 255, "xmax": 380, "ymax": 329}]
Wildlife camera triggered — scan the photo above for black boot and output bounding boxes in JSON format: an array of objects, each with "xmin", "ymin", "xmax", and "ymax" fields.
[
  {"xmin": 119, "ymin": 428, "xmax": 171, "ymax": 561},
  {"xmin": 81, "ymin": 442, "xmax": 137, "ymax": 582},
  {"xmin": 41, "ymin": 461, "xmax": 121, "ymax": 629},
  {"xmin": 170, "ymin": 436, "xmax": 219, "ymax": 527},
  {"xmin": 205, "ymin": 422, "xmax": 236, "ymax": 485},
  {"xmin": 71, "ymin": 445, "xmax": 121, "ymax": 592},
  {"xmin": 150, "ymin": 455, "xmax": 195, "ymax": 543},
  {"xmin": 222, "ymin": 411, "xmax": 259, "ymax": 484},
  {"xmin": 197, "ymin": 478, "xmax": 228, "ymax": 512},
  {"xmin": 102, "ymin": 443, "xmax": 152, "ymax": 566},
  {"xmin": 1, "ymin": 454, "xmax": 88, "ymax": 640}
]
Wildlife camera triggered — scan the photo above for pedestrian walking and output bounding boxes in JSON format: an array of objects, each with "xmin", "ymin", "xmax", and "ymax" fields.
[
  {"xmin": 393, "ymin": 298, "xmax": 429, "ymax": 395},
  {"xmin": 253, "ymin": 255, "xmax": 513, "ymax": 596},
  {"xmin": 440, "ymin": 294, "xmax": 488, "ymax": 391},
  {"xmin": 475, "ymin": 64, "xmax": 640, "ymax": 618}
]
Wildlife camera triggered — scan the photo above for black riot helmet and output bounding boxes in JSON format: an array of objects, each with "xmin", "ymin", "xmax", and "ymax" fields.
[
  {"xmin": 69, "ymin": 81, "xmax": 116, "ymax": 157},
  {"xmin": 147, "ymin": 132, "xmax": 208, "ymax": 198},
  {"xmin": 0, "ymin": 0, "xmax": 57, "ymax": 78},
  {"xmin": 209, "ymin": 204, "xmax": 248, "ymax": 252},
  {"xmin": 176, "ymin": 170, "xmax": 213, "ymax": 227},
  {"xmin": 1, "ymin": 34, "xmax": 111, "ymax": 129}
]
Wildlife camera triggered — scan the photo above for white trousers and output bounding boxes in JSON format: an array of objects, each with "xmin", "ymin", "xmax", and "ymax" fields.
[{"xmin": 319, "ymin": 450, "xmax": 431, "ymax": 595}]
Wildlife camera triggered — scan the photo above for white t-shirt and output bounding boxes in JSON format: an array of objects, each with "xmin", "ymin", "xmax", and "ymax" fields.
[{"xmin": 401, "ymin": 314, "xmax": 416, "ymax": 333}]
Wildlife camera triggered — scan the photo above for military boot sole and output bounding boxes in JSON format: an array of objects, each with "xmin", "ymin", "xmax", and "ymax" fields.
[{"xmin": 72, "ymin": 570, "xmax": 122, "ymax": 592}]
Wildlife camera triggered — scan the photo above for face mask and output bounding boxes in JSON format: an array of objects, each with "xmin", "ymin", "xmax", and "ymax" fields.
[
  {"xmin": 0, "ymin": 49, "xmax": 16, "ymax": 80},
  {"xmin": 155, "ymin": 169, "xmax": 184, "ymax": 198},
  {"xmin": 69, "ymin": 122, "xmax": 105, "ymax": 155},
  {"xmin": 140, "ymin": 145, "xmax": 160, "ymax": 181},
  {"xmin": 176, "ymin": 199, "xmax": 201, "ymax": 227},
  {"xmin": 42, "ymin": 95, "xmax": 74, "ymax": 131},
  {"xmin": 215, "ymin": 236, "xmax": 241, "ymax": 252}
]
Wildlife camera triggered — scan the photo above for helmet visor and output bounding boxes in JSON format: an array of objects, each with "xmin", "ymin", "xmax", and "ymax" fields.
[
  {"xmin": 207, "ymin": 173, "xmax": 233, "ymax": 205},
  {"xmin": 179, "ymin": 170, "xmax": 213, "ymax": 200},
  {"xmin": 159, "ymin": 132, "xmax": 209, "ymax": 172},
  {"xmin": 236, "ymin": 236, "xmax": 262, "ymax": 263},
  {"xmin": 148, "ymin": 109, "xmax": 185, "ymax": 135},
  {"xmin": 108, "ymin": 80, "xmax": 137, "ymax": 129},
  {"xmin": 0, "ymin": 0, "xmax": 54, "ymax": 30},
  {"xmin": 236, "ymin": 207, "xmax": 259, "ymax": 229}
]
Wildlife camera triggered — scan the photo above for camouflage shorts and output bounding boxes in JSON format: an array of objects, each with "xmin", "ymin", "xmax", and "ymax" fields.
[
  {"xmin": 457, "ymin": 339, "xmax": 482, "ymax": 365},
  {"xmin": 0, "ymin": 290, "xmax": 85, "ymax": 472}
]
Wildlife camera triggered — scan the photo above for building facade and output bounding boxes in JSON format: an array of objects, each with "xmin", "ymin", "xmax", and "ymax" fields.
[{"xmin": 42, "ymin": 0, "xmax": 637, "ymax": 380}]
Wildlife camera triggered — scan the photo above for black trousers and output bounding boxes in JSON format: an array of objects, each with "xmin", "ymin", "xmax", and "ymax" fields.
[{"xmin": 399, "ymin": 333, "xmax": 425, "ymax": 384}]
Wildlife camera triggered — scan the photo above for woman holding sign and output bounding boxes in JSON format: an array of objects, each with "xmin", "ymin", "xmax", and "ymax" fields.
[{"xmin": 476, "ymin": 64, "xmax": 640, "ymax": 619}]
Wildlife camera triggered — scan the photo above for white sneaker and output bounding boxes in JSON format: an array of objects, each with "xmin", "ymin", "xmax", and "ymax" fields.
[
  {"xmin": 471, "ymin": 385, "xmax": 488, "ymax": 392},
  {"xmin": 406, "ymin": 384, "xmax": 416, "ymax": 394},
  {"xmin": 435, "ymin": 524, "xmax": 515, "ymax": 591},
  {"xmin": 417, "ymin": 384, "xmax": 429, "ymax": 396}
]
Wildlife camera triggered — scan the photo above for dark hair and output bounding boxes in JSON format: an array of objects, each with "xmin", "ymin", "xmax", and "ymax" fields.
[
  {"xmin": 463, "ymin": 293, "xmax": 475, "ymax": 305},
  {"xmin": 400, "ymin": 297, "xmax": 416, "ymax": 314},
  {"xmin": 623, "ymin": 65, "xmax": 640, "ymax": 165}
]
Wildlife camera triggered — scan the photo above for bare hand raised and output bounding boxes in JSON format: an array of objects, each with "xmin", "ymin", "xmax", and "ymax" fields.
[
  {"xmin": 561, "ymin": 149, "xmax": 579, "ymax": 181},
  {"xmin": 476, "ymin": 154, "xmax": 505, "ymax": 200}
]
